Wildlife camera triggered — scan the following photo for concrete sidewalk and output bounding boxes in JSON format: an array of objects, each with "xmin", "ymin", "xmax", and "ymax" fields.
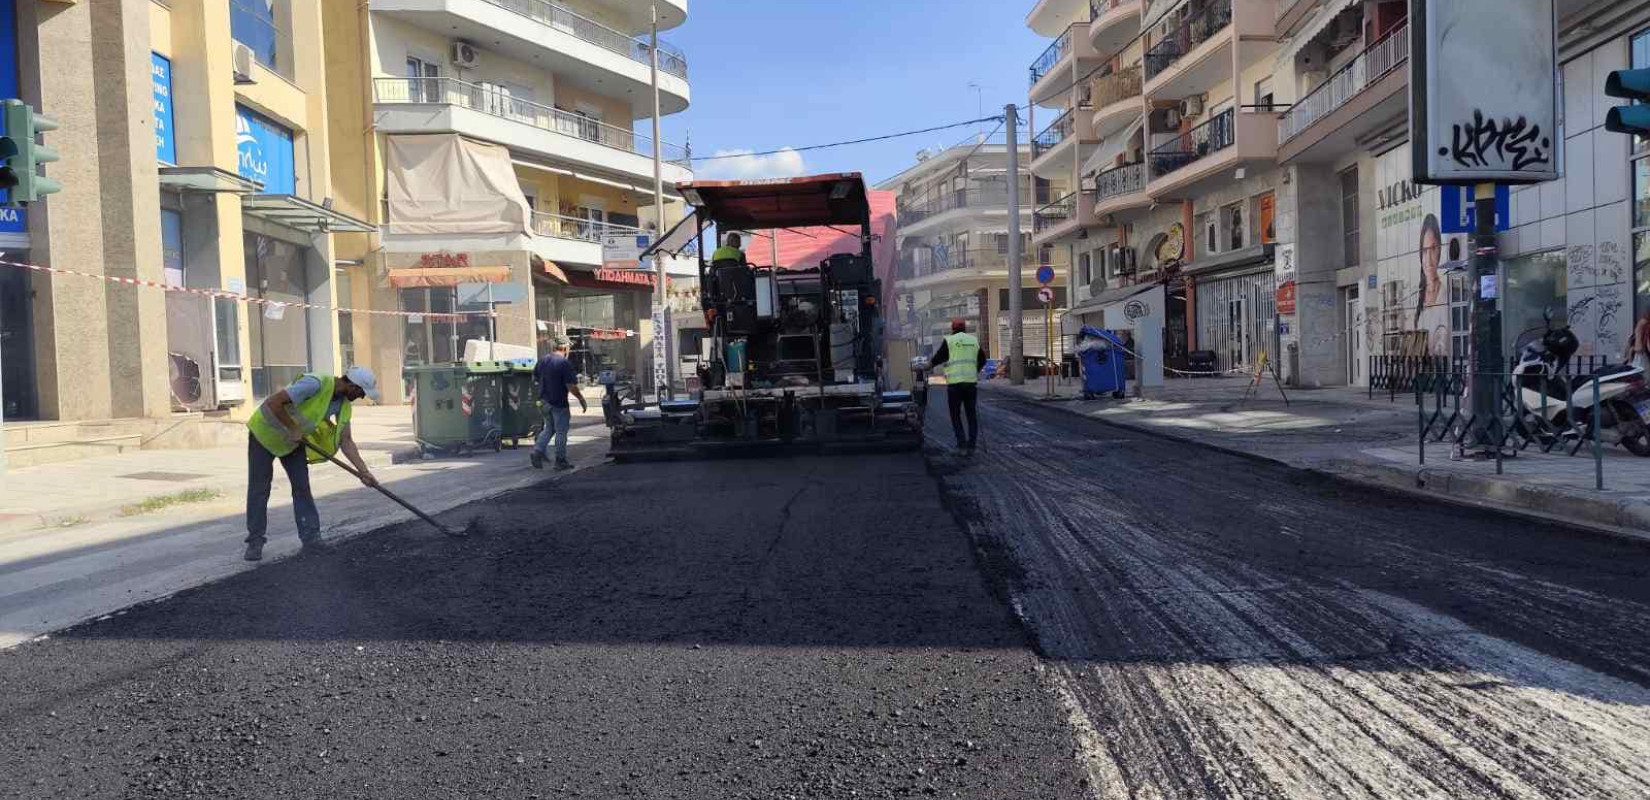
[
  {"xmin": 0, "ymin": 405, "xmax": 612, "ymax": 649},
  {"xmin": 983, "ymin": 376, "xmax": 1650, "ymax": 541}
]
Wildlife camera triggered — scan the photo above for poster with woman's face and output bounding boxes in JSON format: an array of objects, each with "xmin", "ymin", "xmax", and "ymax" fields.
[{"xmin": 1374, "ymin": 144, "xmax": 1467, "ymax": 357}]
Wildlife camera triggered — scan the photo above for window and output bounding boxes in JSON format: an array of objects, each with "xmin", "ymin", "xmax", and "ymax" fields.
[
  {"xmin": 1079, "ymin": 251, "xmax": 1092, "ymax": 286},
  {"xmin": 1197, "ymin": 211, "xmax": 1216, "ymax": 255},
  {"xmin": 1224, "ymin": 201, "xmax": 1246, "ymax": 250},
  {"xmin": 230, "ymin": 0, "xmax": 289, "ymax": 79},
  {"xmin": 1340, "ymin": 166, "xmax": 1360, "ymax": 267},
  {"xmin": 1257, "ymin": 192, "xmax": 1276, "ymax": 244},
  {"xmin": 1254, "ymin": 78, "xmax": 1274, "ymax": 112},
  {"xmin": 1449, "ymin": 274, "xmax": 1470, "ymax": 361}
]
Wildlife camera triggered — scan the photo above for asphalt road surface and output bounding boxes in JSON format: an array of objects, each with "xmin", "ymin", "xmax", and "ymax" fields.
[
  {"xmin": 929, "ymin": 389, "xmax": 1650, "ymax": 799},
  {"xmin": 0, "ymin": 447, "xmax": 1087, "ymax": 798}
]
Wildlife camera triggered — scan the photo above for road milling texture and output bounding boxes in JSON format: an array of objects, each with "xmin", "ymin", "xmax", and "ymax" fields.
[
  {"xmin": 933, "ymin": 390, "xmax": 1650, "ymax": 799},
  {"xmin": 0, "ymin": 450, "xmax": 1089, "ymax": 798}
]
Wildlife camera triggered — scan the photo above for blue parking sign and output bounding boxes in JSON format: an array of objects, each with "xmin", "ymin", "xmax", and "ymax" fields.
[{"xmin": 1440, "ymin": 184, "xmax": 1510, "ymax": 234}]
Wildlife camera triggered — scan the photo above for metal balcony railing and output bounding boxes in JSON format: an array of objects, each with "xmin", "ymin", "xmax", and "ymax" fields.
[
  {"xmin": 1143, "ymin": 0, "xmax": 1233, "ymax": 81},
  {"xmin": 1034, "ymin": 193, "xmax": 1077, "ymax": 233},
  {"xmin": 532, "ymin": 211, "xmax": 644, "ymax": 243},
  {"xmin": 1093, "ymin": 63, "xmax": 1143, "ymax": 109},
  {"xmin": 1030, "ymin": 27, "xmax": 1075, "ymax": 87},
  {"xmin": 477, "ymin": 0, "xmax": 688, "ymax": 78},
  {"xmin": 1148, "ymin": 107, "xmax": 1235, "ymax": 177},
  {"xmin": 1033, "ymin": 110, "xmax": 1077, "ymax": 160},
  {"xmin": 897, "ymin": 188, "xmax": 1011, "ymax": 225},
  {"xmin": 374, "ymin": 77, "xmax": 691, "ymax": 165},
  {"xmin": 898, "ymin": 249, "xmax": 1038, "ymax": 280},
  {"xmin": 1091, "ymin": 161, "xmax": 1145, "ymax": 200},
  {"xmin": 1279, "ymin": 23, "xmax": 1409, "ymax": 144}
]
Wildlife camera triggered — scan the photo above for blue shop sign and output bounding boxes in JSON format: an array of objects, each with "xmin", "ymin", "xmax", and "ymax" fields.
[
  {"xmin": 234, "ymin": 105, "xmax": 295, "ymax": 194},
  {"xmin": 0, "ymin": 206, "xmax": 26, "ymax": 234},
  {"xmin": 152, "ymin": 53, "xmax": 176, "ymax": 165},
  {"xmin": 1440, "ymin": 184, "xmax": 1510, "ymax": 234}
]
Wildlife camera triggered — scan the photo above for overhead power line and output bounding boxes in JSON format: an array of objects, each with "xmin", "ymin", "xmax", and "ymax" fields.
[{"xmin": 691, "ymin": 115, "xmax": 1010, "ymax": 162}]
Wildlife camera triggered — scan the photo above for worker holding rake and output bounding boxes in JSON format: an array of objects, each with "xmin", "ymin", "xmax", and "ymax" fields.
[{"xmin": 243, "ymin": 366, "xmax": 381, "ymax": 562}]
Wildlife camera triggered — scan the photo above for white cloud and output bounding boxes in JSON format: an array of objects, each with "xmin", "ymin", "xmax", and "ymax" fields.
[{"xmin": 694, "ymin": 147, "xmax": 807, "ymax": 181}]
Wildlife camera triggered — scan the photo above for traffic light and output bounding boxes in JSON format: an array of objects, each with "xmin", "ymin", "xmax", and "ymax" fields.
[
  {"xmin": 0, "ymin": 99, "xmax": 61, "ymax": 205},
  {"xmin": 1605, "ymin": 69, "xmax": 1650, "ymax": 136}
]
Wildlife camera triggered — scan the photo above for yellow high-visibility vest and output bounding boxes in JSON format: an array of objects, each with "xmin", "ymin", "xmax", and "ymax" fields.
[
  {"xmin": 246, "ymin": 374, "xmax": 353, "ymax": 463},
  {"xmin": 943, "ymin": 332, "xmax": 981, "ymax": 384}
]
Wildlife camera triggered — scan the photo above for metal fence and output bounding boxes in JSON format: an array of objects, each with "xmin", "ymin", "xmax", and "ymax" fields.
[
  {"xmin": 1030, "ymin": 26, "xmax": 1075, "ymax": 86},
  {"xmin": 479, "ymin": 0, "xmax": 688, "ymax": 78},
  {"xmin": 1279, "ymin": 23, "xmax": 1408, "ymax": 144},
  {"xmin": 1370, "ymin": 354, "xmax": 1617, "ymax": 401},
  {"xmin": 1034, "ymin": 193, "xmax": 1077, "ymax": 233},
  {"xmin": 897, "ymin": 188, "xmax": 1011, "ymax": 225},
  {"xmin": 1033, "ymin": 109, "xmax": 1077, "ymax": 160},
  {"xmin": 373, "ymin": 77, "xmax": 690, "ymax": 165},
  {"xmin": 1148, "ymin": 108, "xmax": 1235, "ymax": 177},
  {"xmin": 1144, "ymin": 0, "xmax": 1233, "ymax": 80},
  {"xmin": 1092, "ymin": 162, "xmax": 1145, "ymax": 201},
  {"xmin": 532, "ymin": 212, "xmax": 644, "ymax": 243},
  {"xmin": 1413, "ymin": 369, "xmax": 1613, "ymax": 489}
]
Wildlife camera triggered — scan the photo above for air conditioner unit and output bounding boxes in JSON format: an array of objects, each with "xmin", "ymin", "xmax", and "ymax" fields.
[
  {"xmin": 1182, "ymin": 96, "xmax": 1204, "ymax": 117},
  {"xmin": 1162, "ymin": 107, "xmax": 1182, "ymax": 130},
  {"xmin": 452, "ymin": 41, "xmax": 481, "ymax": 68},
  {"xmin": 231, "ymin": 42, "xmax": 256, "ymax": 84}
]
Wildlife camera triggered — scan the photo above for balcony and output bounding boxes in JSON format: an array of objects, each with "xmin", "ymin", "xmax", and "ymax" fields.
[
  {"xmin": 896, "ymin": 188, "xmax": 1019, "ymax": 237},
  {"xmin": 898, "ymin": 249, "xmax": 1039, "ymax": 288},
  {"xmin": 1028, "ymin": 0, "xmax": 1093, "ymax": 37},
  {"xmin": 1277, "ymin": 23, "xmax": 1410, "ymax": 164},
  {"xmin": 1088, "ymin": 0, "xmax": 1142, "ymax": 58},
  {"xmin": 1030, "ymin": 24, "xmax": 1101, "ymax": 107},
  {"xmin": 1275, "ymin": 0, "xmax": 1315, "ymax": 39},
  {"xmin": 374, "ymin": 77, "xmax": 693, "ymax": 185},
  {"xmin": 1146, "ymin": 108, "xmax": 1277, "ymax": 198},
  {"xmin": 1033, "ymin": 191, "xmax": 1094, "ymax": 245},
  {"xmin": 1091, "ymin": 62, "xmax": 1143, "ymax": 140},
  {"xmin": 1032, "ymin": 108, "xmax": 1097, "ymax": 178},
  {"xmin": 527, "ymin": 211, "xmax": 644, "ymax": 266},
  {"xmin": 1089, "ymin": 161, "xmax": 1149, "ymax": 219},
  {"xmin": 371, "ymin": 0, "xmax": 690, "ymax": 115}
]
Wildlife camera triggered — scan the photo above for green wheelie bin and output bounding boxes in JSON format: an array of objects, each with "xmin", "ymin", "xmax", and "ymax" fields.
[
  {"xmin": 406, "ymin": 362, "xmax": 508, "ymax": 457},
  {"xmin": 499, "ymin": 361, "xmax": 542, "ymax": 449}
]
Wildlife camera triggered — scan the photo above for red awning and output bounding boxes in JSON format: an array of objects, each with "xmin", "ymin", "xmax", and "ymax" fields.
[
  {"xmin": 676, "ymin": 173, "xmax": 869, "ymax": 230},
  {"xmin": 565, "ymin": 268, "xmax": 657, "ymax": 293}
]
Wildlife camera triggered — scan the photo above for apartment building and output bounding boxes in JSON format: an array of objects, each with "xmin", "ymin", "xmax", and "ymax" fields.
[
  {"xmin": 2, "ymin": 0, "xmax": 363, "ymax": 442},
  {"xmin": 1035, "ymin": 0, "xmax": 1637, "ymax": 388},
  {"xmin": 322, "ymin": 0, "xmax": 692, "ymax": 403},
  {"xmin": 877, "ymin": 139, "xmax": 1050, "ymax": 359}
]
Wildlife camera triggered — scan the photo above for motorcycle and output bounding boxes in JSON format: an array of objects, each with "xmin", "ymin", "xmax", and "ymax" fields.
[{"xmin": 1511, "ymin": 311, "xmax": 1650, "ymax": 456}]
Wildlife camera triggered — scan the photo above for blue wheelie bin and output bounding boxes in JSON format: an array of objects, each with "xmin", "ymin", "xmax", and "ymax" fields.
[{"xmin": 1076, "ymin": 326, "xmax": 1127, "ymax": 399}]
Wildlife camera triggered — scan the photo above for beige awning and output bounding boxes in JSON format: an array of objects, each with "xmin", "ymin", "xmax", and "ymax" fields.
[
  {"xmin": 386, "ymin": 134, "xmax": 531, "ymax": 236},
  {"xmin": 387, "ymin": 266, "xmax": 511, "ymax": 288}
]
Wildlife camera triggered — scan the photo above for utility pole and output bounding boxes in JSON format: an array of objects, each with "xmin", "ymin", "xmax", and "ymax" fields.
[
  {"xmin": 650, "ymin": 4, "xmax": 672, "ymax": 400},
  {"xmin": 1468, "ymin": 182, "xmax": 1501, "ymax": 455},
  {"xmin": 1006, "ymin": 104, "xmax": 1025, "ymax": 385}
]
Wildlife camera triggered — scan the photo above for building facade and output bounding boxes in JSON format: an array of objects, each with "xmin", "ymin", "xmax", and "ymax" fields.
[
  {"xmin": 1033, "ymin": 0, "xmax": 1642, "ymax": 389},
  {"xmin": 322, "ymin": 0, "xmax": 692, "ymax": 404},
  {"xmin": 877, "ymin": 140, "xmax": 1060, "ymax": 360}
]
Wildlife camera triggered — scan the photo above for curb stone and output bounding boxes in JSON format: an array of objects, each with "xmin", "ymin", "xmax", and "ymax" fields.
[{"xmin": 982, "ymin": 384, "xmax": 1650, "ymax": 547}]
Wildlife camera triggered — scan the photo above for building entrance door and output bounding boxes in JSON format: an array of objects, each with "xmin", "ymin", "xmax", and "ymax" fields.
[
  {"xmin": 0, "ymin": 261, "xmax": 36, "ymax": 420},
  {"xmin": 1347, "ymin": 293, "xmax": 1366, "ymax": 386}
]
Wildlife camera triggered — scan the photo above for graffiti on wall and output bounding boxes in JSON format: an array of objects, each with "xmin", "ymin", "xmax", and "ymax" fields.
[{"xmin": 1440, "ymin": 111, "xmax": 1553, "ymax": 173}]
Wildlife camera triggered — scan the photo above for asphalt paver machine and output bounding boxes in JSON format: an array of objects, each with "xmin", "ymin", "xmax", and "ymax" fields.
[{"xmin": 611, "ymin": 173, "xmax": 923, "ymax": 459}]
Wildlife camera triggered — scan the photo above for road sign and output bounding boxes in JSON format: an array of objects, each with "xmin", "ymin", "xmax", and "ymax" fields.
[
  {"xmin": 1440, "ymin": 184, "xmax": 1510, "ymax": 233},
  {"xmin": 1037, "ymin": 286, "xmax": 1054, "ymax": 304},
  {"xmin": 1036, "ymin": 265, "xmax": 1054, "ymax": 285}
]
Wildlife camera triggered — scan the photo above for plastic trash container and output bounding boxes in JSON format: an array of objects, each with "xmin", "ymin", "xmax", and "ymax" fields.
[
  {"xmin": 406, "ymin": 362, "xmax": 507, "ymax": 456},
  {"xmin": 499, "ymin": 361, "xmax": 541, "ymax": 449},
  {"xmin": 1076, "ymin": 327, "xmax": 1127, "ymax": 399}
]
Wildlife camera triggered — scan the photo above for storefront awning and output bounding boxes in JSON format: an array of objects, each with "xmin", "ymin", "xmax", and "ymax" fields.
[
  {"xmin": 539, "ymin": 258, "xmax": 570, "ymax": 283},
  {"xmin": 1068, "ymin": 282, "xmax": 1157, "ymax": 317},
  {"xmin": 387, "ymin": 266, "xmax": 511, "ymax": 288},
  {"xmin": 242, "ymin": 194, "xmax": 376, "ymax": 233},
  {"xmin": 158, "ymin": 166, "xmax": 259, "ymax": 194},
  {"xmin": 1181, "ymin": 243, "xmax": 1275, "ymax": 277},
  {"xmin": 565, "ymin": 267, "xmax": 658, "ymax": 293}
]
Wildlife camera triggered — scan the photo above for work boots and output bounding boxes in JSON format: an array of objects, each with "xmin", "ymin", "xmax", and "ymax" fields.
[{"xmin": 243, "ymin": 541, "xmax": 264, "ymax": 562}]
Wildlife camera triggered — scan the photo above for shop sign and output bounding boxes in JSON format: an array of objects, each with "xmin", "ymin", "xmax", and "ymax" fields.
[
  {"xmin": 652, "ymin": 308, "xmax": 668, "ymax": 392},
  {"xmin": 1156, "ymin": 223, "xmax": 1185, "ymax": 262},
  {"xmin": 234, "ymin": 105, "xmax": 295, "ymax": 194},
  {"xmin": 419, "ymin": 252, "xmax": 471, "ymax": 269},
  {"xmin": 602, "ymin": 232, "xmax": 652, "ymax": 270},
  {"xmin": 1123, "ymin": 299, "xmax": 1150, "ymax": 321},
  {"xmin": 152, "ymin": 52, "xmax": 176, "ymax": 165},
  {"xmin": 1276, "ymin": 281, "xmax": 1298, "ymax": 315},
  {"xmin": 1275, "ymin": 242, "xmax": 1297, "ymax": 282},
  {"xmin": 0, "ymin": 206, "xmax": 25, "ymax": 234},
  {"xmin": 593, "ymin": 267, "xmax": 657, "ymax": 288}
]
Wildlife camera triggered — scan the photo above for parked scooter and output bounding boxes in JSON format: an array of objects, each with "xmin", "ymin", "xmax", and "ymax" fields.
[{"xmin": 1511, "ymin": 311, "xmax": 1650, "ymax": 456}]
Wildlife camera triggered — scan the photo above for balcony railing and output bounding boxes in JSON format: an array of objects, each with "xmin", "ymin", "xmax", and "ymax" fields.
[
  {"xmin": 1030, "ymin": 27, "xmax": 1075, "ymax": 87},
  {"xmin": 1148, "ymin": 107, "xmax": 1235, "ymax": 177},
  {"xmin": 898, "ymin": 188, "xmax": 1011, "ymax": 225},
  {"xmin": 1143, "ymin": 0, "xmax": 1233, "ymax": 81},
  {"xmin": 1033, "ymin": 110, "xmax": 1078, "ymax": 160},
  {"xmin": 1034, "ymin": 193, "xmax": 1077, "ymax": 233},
  {"xmin": 1091, "ymin": 161, "xmax": 1145, "ymax": 200},
  {"xmin": 1279, "ymin": 23, "xmax": 1409, "ymax": 144},
  {"xmin": 899, "ymin": 249, "xmax": 1038, "ymax": 280},
  {"xmin": 374, "ymin": 77, "xmax": 691, "ymax": 165},
  {"xmin": 476, "ymin": 0, "xmax": 688, "ymax": 78},
  {"xmin": 1093, "ymin": 63, "xmax": 1143, "ymax": 108},
  {"xmin": 532, "ymin": 211, "xmax": 644, "ymax": 243}
]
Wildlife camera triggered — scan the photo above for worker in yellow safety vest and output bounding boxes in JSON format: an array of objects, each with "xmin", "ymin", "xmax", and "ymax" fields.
[
  {"xmin": 928, "ymin": 319, "xmax": 987, "ymax": 455},
  {"xmin": 711, "ymin": 232, "xmax": 745, "ymax": 264},
  {"xmin": 243, "ymin": 366, "xmax": 380, "ymax": 562}
]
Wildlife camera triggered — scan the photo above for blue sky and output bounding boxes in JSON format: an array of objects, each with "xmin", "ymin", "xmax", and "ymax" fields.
[{"xmin": 658, "ymin": 0, "xmax": 1044, "ymax": 186}]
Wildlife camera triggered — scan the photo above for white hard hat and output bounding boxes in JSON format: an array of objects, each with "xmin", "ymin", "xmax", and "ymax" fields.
[{"xmin": 344, "ymin": 365, "xmax": 380, "ymax": 402}]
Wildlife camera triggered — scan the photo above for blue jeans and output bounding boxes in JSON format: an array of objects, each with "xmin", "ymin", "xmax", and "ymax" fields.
[
  {"xmin": 534, "ymin": 405, "xmax": 573, "ymax": 462},
  {"xmin": 245, "ymin": 434, "xmax": 320, "ymax": 545}
]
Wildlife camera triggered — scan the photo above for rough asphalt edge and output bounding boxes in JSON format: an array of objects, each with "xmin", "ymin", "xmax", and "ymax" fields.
[
  {"xmin": 918, "ymin": 444, "xmax": 1109, "ymax": 799},
  {"xmin": 5, "ymin": 456, "xmax": 591, "ymax": 652},
  {"xmin": 983, "ymin": 386, "xmax": 1650, "ymax": 549}
]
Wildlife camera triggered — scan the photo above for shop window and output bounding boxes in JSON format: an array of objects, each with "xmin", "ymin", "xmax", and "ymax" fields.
[
  {"xmin": 1224, "ymin": 201, "xmax": 1246, "ymax": 250},
  {"xmin": 1501, "ymin": 250, "xmax": 1567, "ymax": 359},
  {"xmin": 1257, "ymin": 192, "xmax": 1276, "ymax": 244},
  {"xmin": 1197, "ymin": 211, "xmax": 1216, "ymax": 255}
]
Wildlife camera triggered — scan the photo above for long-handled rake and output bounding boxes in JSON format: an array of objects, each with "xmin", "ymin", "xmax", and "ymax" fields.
[{"xmin": 302, "ymin": 441, "xmax": 478, "ymax": 538}]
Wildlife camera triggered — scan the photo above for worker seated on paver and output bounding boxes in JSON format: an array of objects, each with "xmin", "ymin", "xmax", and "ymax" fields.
[{"xmin": 711, "ymin": 232, "xmax": 746, "ymax": 266}]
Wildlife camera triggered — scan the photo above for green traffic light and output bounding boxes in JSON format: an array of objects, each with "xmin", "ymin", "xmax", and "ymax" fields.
[{"xmin": 1, "ymin": 99, "xmax": 62, "ymax": 203}]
